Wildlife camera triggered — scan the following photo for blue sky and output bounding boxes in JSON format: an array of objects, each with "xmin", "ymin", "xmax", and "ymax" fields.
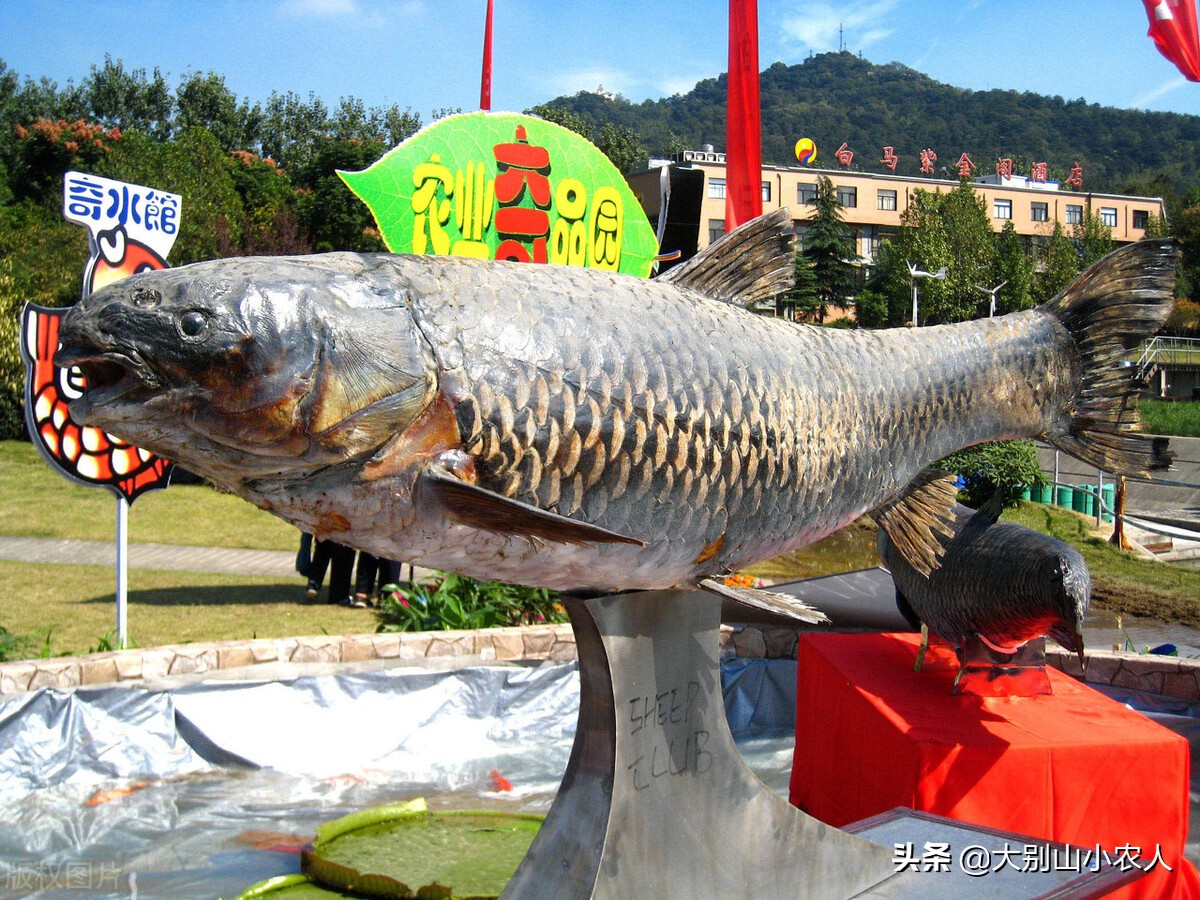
[{"xmin": 2, "ymin": 0, "xmax": 1198, "ymax": 124}]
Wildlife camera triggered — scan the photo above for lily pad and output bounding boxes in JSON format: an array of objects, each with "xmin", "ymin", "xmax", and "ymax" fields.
[
  {"xmin": 234, "ymin": 874, "xmax": 348, "ymax": 898},
  {"xmin": 302, "ymin": 800, "xmax": 544, "ymax": 899}
]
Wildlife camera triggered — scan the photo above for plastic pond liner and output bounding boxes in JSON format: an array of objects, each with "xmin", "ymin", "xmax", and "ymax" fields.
[
  {"xmin": 1, "ymin": 651, "xmax": 1198, "ymax": 898},
  {"xmin": 0, "ymin": 657, "xmax": 796, "ymax": 899}
]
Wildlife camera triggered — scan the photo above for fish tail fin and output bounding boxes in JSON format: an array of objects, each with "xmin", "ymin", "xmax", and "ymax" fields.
[{"xmin": 1043, "ymin": 238, "xmax": 1177, "ymax": 475}]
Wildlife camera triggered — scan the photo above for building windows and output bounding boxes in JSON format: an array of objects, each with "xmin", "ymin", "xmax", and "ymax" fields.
[
  {"xmin": 798, "ymin": 183, "xmax": 817, "ymax": 204},
  {"xmin": 1066, "ymin": 204, "xmax": 1083, "ymax": 224},
  {"xmin": 1100, "ymin": 207, "xmax": 1118, "ymax": 227},
  {"xmin": 1133, "ymin": 209, "xmax": 1150, "ymax": 229},
  {"xmin": 708, "ymin": 177, "xmax": 726, "ymax": 199},
  {"xmin": 1030, "ymin": 202, "xmax": 1048, "ymax": 222},
  {"xmin": 708, "ymin": 218, "xmax": 726, "ymax": 245},
  {"xmin": 762, "ymin": 181, "xmax": 772, "ymax": 202},
  {"xmin": 836, "ymin": 185, "xmax": 857, "ymax": 208},
  {"xmin": 993, "ymin": 199, "xmax": 1012, "ymax": 219},
  {"xmin": 877, "ymin": 189, "xmax": 897, "ymax": 211}
]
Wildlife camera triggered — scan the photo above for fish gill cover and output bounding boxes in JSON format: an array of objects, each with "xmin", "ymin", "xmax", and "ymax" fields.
[{"xmin": 339, "ymin": 111, "xmax": 658, "ymax": 278}]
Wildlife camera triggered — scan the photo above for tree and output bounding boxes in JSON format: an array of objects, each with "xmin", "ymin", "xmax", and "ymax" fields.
[
  {"xmin": 991, "ymin": 220, "xmax": 1034, "ymax": 314},
  {"xmin": 176, "ymin": 71, "xmax": 259, "ymax": 152},
  {"xmin": 1172, "ymin": 190, "xmax": 1200, "ymax": 303},
  {"xmin": 295, "ymin": 138, "xmax": 388, "ymax": 252},
  {"xmin": 886, "ymin": 188, "xmax": 951, "ymax": 325},
  {"xmin": 801, "ymin": 176, "xmax": 857, "ymax": 321},
  {"xmin": 1073, "ymin": 208, "xmax": 1114, "ymax": 268},
  {"xmin": 260, "ymin": 89, "xmax": 329, "ymax": 176},
  {"xmin": 933, "ymin": 179, "xmax": 996, "ymax": 323},
  {"xmin": 96, "ymin": 127, "xmax": 244, "ymax": 264},
  {"xmin": 1034, "ymin": 222, "xmax": 1080, "ymax": 304},
  {"xmin": 9, "ymin": 117, "xmax": 122, "ymax": 207},
  {"xmin": 80, "ymin": 55, "xmax": 172, "ymax": 140},
  {"xmin": 777, "ymin": 250, "xmax": 820, "ymax": 320},
  {"xmin": 939, "ymin": 440, "xmax": 1045, "ymax": 508},
  {"xmin": 526, "ymin": 103, "xmax": 645, "ymax": 174}
]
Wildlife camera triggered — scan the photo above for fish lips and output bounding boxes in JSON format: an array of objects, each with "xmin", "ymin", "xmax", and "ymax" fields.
[{"xmin": 54, "ymin": 341, "xmax": 164, "ymax": 423}]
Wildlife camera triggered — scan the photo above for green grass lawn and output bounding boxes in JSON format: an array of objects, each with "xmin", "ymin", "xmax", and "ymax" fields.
[
  {"xmin": 1004, "ymin": 502, "xmax": 1200, "ymax": 626},
  {"xmin": 1, "ymin": 439, "xmax": 298, "ymax": 549},
  {"xmin": 1139, "ymin": 398, "xmax": 1200, "ymax": 438},
  {"xmin": 0, "ymin": 559, "xmax": 378, "ymax": 658},
  {"xmin": 2, "ymin": 438, "xmax": 357, "ymax": 658},
  {"xmin": 3, "ymin": 438, "xmax": 1199, "ymax": 660}
]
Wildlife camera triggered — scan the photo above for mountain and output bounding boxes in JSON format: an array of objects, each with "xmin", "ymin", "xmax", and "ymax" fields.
[{"xmin": 541, "ymin": 52, "xmax": 1200, "ymax": 201}]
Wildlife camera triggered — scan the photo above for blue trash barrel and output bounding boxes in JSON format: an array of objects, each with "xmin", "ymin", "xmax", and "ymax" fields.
[{"xmin": 1055, "ymin": 485, "xmax": 1074, "ymax": 509}]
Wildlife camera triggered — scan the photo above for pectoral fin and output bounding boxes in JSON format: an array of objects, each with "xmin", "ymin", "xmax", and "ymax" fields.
[
  {"xmin": 870, "ymin": 468, "xmax": 959, "ymax": 578},
  {"xmin": 699, "ymin": 578, "xmax": 830, "ymax": 625},
  {"xmin": 419, "ymin": 465, "xmax": 645, "ymax": 547}
]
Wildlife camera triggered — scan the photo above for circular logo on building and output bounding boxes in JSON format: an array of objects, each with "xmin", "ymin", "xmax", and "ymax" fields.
[{"xmin": 794, "ymin": 138, "xmax": 817, "ymax": 166}]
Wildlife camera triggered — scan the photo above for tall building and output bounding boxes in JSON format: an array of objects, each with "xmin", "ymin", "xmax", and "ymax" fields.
[{"xmin": 627, "ymin": 150, "xmax": 1167, "ymax": 275}]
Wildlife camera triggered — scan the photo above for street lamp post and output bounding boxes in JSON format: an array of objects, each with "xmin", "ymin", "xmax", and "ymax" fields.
[
  {"xmin": 975, "ymin": 280, "xmax": 1008, "ymax": 318},
  {"xmin": 906, "ymin": 262, "xmax": 947, "ymax": 327}
]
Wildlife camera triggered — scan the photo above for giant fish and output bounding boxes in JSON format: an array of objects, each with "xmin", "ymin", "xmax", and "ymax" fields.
[
  {"xmin": 54, "ymin": 209, "xmax": 1174, "ymax": 618},
  {"xmin": 878, "ymin": 498, "xmax": 1091, "ymax": 671}
]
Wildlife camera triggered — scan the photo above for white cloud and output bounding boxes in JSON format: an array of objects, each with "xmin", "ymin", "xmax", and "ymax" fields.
[
  {"xmin": 1130, "ymin": 75, "xmax": 1188, "ymax": 109},
  {"xmin": 781, "ymin": 0, "xmax": 904, "ymax": 52},
  {"xmin": 656, "ymin": 73, "xmax": 707, "ymax": 97},
  {"xmin": 543, "ymin": 68, "xmax": 632, "ymax": 99}
]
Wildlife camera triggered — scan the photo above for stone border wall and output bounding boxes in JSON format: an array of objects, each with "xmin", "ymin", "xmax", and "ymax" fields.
[
  {"xmin": 0, "ymin": 626, "xmax": 578, "ymax": 695},
  {"xmin": 2, "ymin": 624, "xmax": 1199, "ymax": 702}
]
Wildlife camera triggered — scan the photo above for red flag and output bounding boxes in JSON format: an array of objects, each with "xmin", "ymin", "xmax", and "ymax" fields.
[
  {"xmin": 725, "ymin": 0, "xmax": 762, "ymax": 230},
  {"xmin": 1143, "ymin": 0, "xmax": 1200, "ymax": 82},
  {"xmin": 480, "ymin": 0, "xmax": 495, "ymax": 110}
]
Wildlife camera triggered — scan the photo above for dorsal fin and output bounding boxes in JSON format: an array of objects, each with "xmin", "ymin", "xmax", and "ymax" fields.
[
  {"xmin": 961, "ymin": 491, "xmax": 1006, "ymax": 535},
  {"xmin": 657, "ymin": 207, "xmax": 795, "ymax": 307}
]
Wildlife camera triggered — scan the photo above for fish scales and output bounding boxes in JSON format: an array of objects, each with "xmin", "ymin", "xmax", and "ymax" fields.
[
  {"xmin": 880, "ymin": 502, "xmax": 1090, "ymax": 659},
  {"xmin": 53, "ymin": 230, "xmax": 1176, "ymax": 600},
  {"xmin": 405, "ymin": 256, "xmax": 1075, "ymax": 585}
]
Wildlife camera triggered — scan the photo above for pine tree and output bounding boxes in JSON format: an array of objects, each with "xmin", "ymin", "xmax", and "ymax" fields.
[
  {"xmin": 778, "ymin": 250, "xmax": 820, "ymax": 321},
  {"xmin": 801, "ymin": 176, "xmax": 857, "ymax": 322}
]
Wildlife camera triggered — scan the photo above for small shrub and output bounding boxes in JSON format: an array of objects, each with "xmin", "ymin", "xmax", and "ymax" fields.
[
  {"xmin": 0, "ymin": 626, "xmax": 34, "ymax": 663},
  {"xmin": 939, "ymin": 439, "xmax": 1045, "ymax": 508},
  {"xmin": 376, "ymin": 572, "xmax": 566, "ymax": 633}
]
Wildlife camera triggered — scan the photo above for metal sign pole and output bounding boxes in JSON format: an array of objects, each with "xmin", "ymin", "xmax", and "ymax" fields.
[{"xmin": 115, "ymin": 495, "xmax": 129, "ymax": 649}]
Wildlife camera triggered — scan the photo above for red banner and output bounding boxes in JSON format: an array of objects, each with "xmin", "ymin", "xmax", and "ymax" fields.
[
  {"xmin": 480, "ymin": 0, "xmax": 495, "ymax": 110},
  {"xmin": 1144, "ymin": 0, "xmax": 1200, "ymax": 81},
  {"xmin": 725, "ymin": 0, "xmax": 762, "ymax": 230}
]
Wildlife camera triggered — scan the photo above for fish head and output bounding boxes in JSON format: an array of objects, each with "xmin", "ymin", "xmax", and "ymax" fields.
[
  {"xmin": 1047, "ymin": 546, "xmax": 1091, "ymax": 663},
  {"xmin": 56, "ymin": 255, "xmax": 437, "ymax": 485}
]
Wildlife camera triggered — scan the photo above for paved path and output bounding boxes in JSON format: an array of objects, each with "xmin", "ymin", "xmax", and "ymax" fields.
[{"xmin": 0, "ymin": 536, "xmax": 297, "ymax": 576}]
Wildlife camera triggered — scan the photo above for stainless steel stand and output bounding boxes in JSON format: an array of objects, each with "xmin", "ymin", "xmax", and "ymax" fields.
[{"xmin": 501, "ymin": 589, "xmax": 897, "ymax": 898}]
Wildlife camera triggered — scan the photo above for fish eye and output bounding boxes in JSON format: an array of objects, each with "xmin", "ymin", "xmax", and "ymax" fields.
[
  {"xmin": 177, "ymin": 310, "xmax": 211, "ymax": 340},
  {"xmin": 131, "ymin": 287, "xmax": 160, "ymax": 308}
]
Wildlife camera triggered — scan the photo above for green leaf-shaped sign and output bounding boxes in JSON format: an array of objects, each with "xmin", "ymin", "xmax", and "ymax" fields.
[{"xmin": 340, "ymin": 111, "xmax": 657, "ymax": 278}]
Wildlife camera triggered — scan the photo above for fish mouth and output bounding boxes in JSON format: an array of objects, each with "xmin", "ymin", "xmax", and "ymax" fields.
[{"xmin": 55, "ymin": 347, "xmax": 162, "ymax": 413}]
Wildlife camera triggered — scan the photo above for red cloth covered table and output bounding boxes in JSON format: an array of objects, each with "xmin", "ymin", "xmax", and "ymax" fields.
[{"xmin": 789, "ymin": 633, "xmax": 1200, "ymax": 899}]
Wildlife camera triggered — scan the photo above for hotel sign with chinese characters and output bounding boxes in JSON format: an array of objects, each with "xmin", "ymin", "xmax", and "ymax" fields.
[{"xmin": 819, "ymin": 140, "xmax": 1084, "ymax": 188}]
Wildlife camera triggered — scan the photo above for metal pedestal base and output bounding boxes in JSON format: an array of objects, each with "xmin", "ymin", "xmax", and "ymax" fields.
[{"xmin": 501, "ymin": 589, "xmax": 896, "ymax": 898}]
